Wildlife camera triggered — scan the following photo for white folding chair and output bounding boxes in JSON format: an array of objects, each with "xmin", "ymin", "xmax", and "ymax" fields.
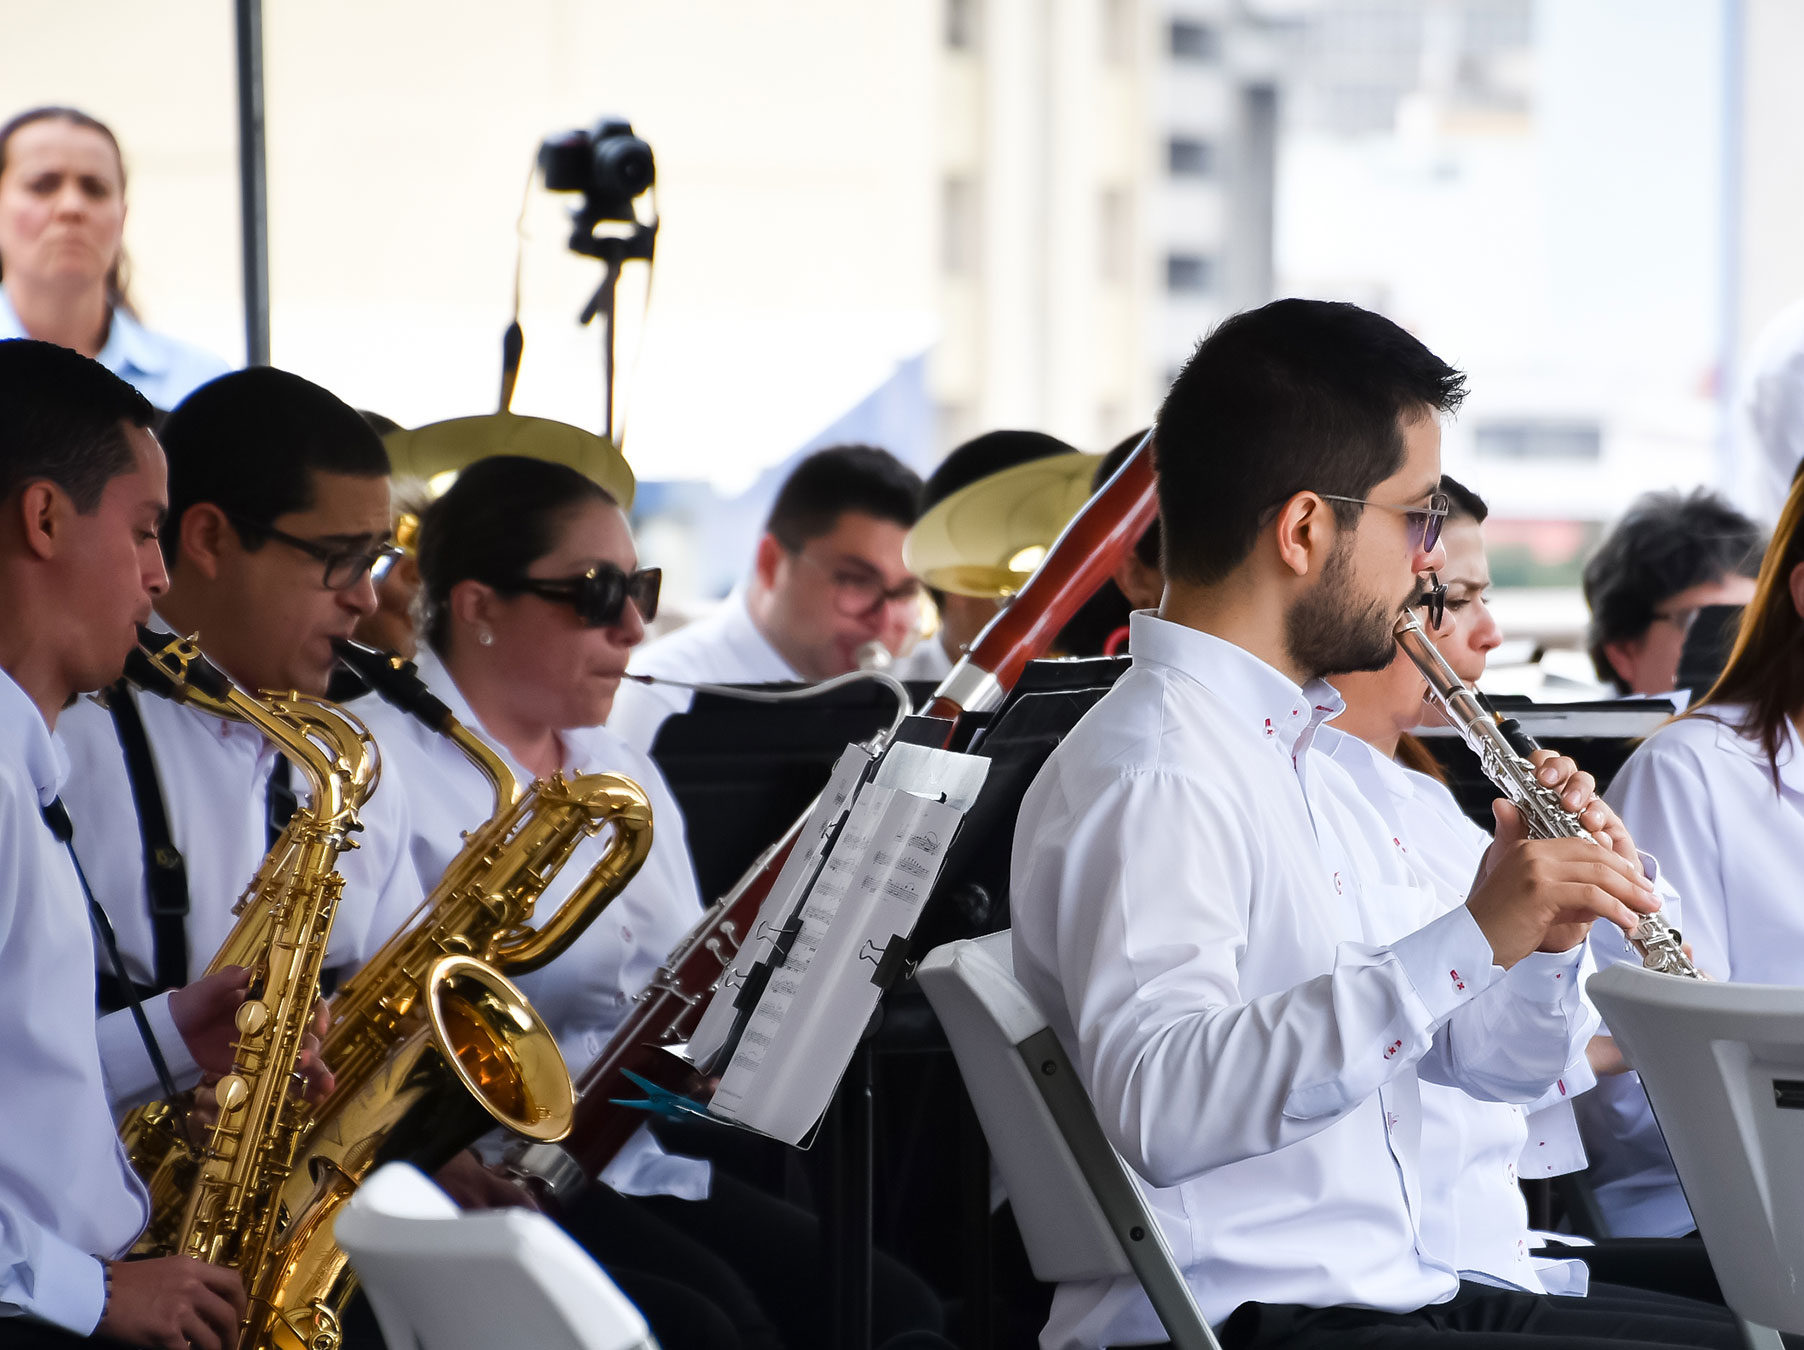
[
  {"xmin": 916, "ymin": 931, "xmax": 1221, "ymax": 1350},
  {"xmin": 1588, "ymin": 963, "xmax": 1804, "ymax": 1350},
  {"xmin": 333, "ymin": 1162, "xmax": 657, "ymax": 1350}
]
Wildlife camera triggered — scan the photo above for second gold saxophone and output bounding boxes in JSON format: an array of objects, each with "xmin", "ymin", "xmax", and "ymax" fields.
[{"xmin": 244, "ymin": 640, "xmax": 655, "ymax": 1350}]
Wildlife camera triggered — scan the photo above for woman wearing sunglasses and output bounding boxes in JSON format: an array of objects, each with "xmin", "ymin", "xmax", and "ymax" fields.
[{"xmin": 354, "ymin": 454, "xmax": 944, "ymax": 1350}]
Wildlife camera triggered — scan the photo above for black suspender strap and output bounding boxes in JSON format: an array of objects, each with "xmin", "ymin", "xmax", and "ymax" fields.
[
  {"xmin": 42, "ymin": 797, "xmax": 183, "ymax": 1108},
  {"xmin": 106, "ymin": 682, "xmax": 191, "ymax": 994}
]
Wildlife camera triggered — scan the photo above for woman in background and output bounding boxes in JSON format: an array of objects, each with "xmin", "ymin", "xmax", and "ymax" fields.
[
  {"xmin": 1590, "ymin": 466, "xmax": 1804, "ymax": 1239},
  {"xmin": 0, "ymin": 106, "xmax": 229, "ymax": 408}
]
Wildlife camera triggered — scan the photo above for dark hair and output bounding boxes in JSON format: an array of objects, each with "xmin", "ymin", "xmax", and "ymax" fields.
[
  {"xmin": 1153, "ymin": 299, "xmax": 1466, "ymax": 585},
  {"xmin": 1095, "ymin": 428, "xmax": 1160, "ymax": 569},
  {"xmin": 158, "ymin": 367, "xmax": 390, "ymax": 560},
  {"xmin": 1582, "ymin": 488, "xmax": 1764, "ymax": 691},
  {"xmin": 0, "ymin": 338, "xmax": 154, "ymax": 511},
  {"xmin": 0, "ymin": 107, "xmax": 136, "ymax": 317},
  {"xmin": 417, "ymin": 454, "xmax": 618, "ymax": 653},
  {"xmin": 1440, "ymin": 473, "xmax": 1488, "ymax": 525},
  {"xmin": 1688, "ymin": 475, "xmax": 1804, "ymax": 785},
  {"xmin": 920, "ymin": 430, "xmax": 1075, "ymax": 513},
  {"xmin": 765, "ymin": 444, "xmax": 921, "ymax": 549}
]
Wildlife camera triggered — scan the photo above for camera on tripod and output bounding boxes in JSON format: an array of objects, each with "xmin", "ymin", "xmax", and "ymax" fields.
[{"xmin": 539, "ymin": 118, "xmax": 655, "ymax": 226}]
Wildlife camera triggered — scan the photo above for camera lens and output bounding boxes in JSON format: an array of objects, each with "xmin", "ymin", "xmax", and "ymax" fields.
[{"xmin": 593, "ymin": 134, "xmax": 655, "ymax": 200}]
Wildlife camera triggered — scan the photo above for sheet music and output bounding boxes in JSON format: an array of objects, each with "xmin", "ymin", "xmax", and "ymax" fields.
[
  {"xmin": 683, "ymin": 744, "xmax": 874, "ymax": 1072},
  {"xmin": 708, "ymin": 745, "xmax": 984, "ymax": 1145}
]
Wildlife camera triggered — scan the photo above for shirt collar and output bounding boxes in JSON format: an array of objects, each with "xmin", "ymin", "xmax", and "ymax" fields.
[
  {"xmin": 0, "ymin": 666, "xmax": 71, "ymax": 807},
  {"xmin": 94, "ymin": 306, "xmax": 169, "ymax": 378},
  {"xmin": 0, "ymin": 290, "xmax": 167, "ymax": 377},
  {"xmin": 1126, "ymin": 611, "xmax": 1344, "ymax": 757},
  {"xmin": 720, "ymin": 584, "xmax": 805, "ymax": 682}
]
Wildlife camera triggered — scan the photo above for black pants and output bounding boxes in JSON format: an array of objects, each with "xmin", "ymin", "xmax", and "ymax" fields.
[
  {"xmin": 1215, "ymin": 1280, "xmax": 1739, "ymax": 1350},
  {"xmin": 0, "ymin": 1321, "xmax": 134, "ymax": 1348},
  {"xmin": 1545, "ymin": 1236, "xmax": 1725, "ymax": 1306},
  {"xmin": 563, "ymin": 1173, "xmax": 946, "ymax": 1350}
]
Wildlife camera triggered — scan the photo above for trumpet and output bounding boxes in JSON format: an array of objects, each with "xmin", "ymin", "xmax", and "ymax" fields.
[{"xmin": 1394, "ymin": 608, "xmax": 1703, "ymax": 979}]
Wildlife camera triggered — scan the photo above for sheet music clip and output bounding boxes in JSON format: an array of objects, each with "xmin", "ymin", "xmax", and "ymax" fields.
[
  {"xmin": 609, "ymin": 1069, "xmax": 715, "ymax": 1123},
  {"xmin": 858, "ymin": 933, "xmax": 912, "ymax": 991}
]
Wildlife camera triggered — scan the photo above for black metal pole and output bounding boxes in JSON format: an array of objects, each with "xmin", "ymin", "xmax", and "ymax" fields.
[{"xmin": 234, "ymin": 0, "xmax": 271, "ymax": 366}]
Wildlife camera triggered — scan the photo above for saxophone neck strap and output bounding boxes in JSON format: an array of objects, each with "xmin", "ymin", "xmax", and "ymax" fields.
[
  {"xmin": 106, "ymin": 682, "xmax": 191, "ymax": 993},
  {"xmin": 41, "ymin": 796, "xmax": 183, "ymax": 1107}
]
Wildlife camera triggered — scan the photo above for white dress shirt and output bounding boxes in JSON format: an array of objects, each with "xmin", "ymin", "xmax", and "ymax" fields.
[
  {"xmin": 1583, "ymin": 705, "xmax": 1799, "ymax": 1237},
  {"xmin": 0, "ymin": 670, "xmax": 202, "ymax": 1333},
  {"xmin": 1010, "ymin": 613, "xmax": 1591, "ymax": 1349},
  {"xmin": 1321, "ymin": 725, "xmax": 1597, "ymax": 1297},
  {"xmin": 350, "ymin": 647, "xmax": 710, "ymax": 1200},
  {"xmin": 608, "ymin": 588, "xmax": 803, "ymax": 753},
  {"xmin": 56, "ymin": 663, "xmax": 422, "ymax": 991},
  {"xmin": 0, "ymin": 291, "xmax": 232, "ymax": 414}
]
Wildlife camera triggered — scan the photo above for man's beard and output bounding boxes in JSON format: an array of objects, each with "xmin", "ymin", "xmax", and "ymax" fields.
[{"xmin": 1285, "ymin": 537, "xmax": 1405, "ymax": 678}]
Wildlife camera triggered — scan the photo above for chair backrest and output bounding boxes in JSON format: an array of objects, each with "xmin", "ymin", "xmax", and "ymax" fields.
[
  {"xmin": 1589, "ymin": 964, "xmax": 1804, "ymax": 1334},
  {"xmin": 917, "ymin": 931, "xmax": 1220, "ymax": 1350},
  {"xmin": 334, "ymin": 1163, "xmax": 655, "ymax": 1350}
]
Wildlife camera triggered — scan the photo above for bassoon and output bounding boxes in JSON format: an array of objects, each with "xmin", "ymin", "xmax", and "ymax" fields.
[{"xmin": 540, "ymin": 432, "xmax": 1157, "ymax": 1184}]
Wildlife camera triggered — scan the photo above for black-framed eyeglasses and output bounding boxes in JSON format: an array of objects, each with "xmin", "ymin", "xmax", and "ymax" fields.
[
  {"xmin": 790, "ymin": 550, "xmax": 922, "ymax": 619},
  {"xmin": 224, "ymin": 510, "xmax": 402, "ymax": 591},
  {"xmin": 1319, "ymin": 491, "xmax": 1451, "ymax": 556},
  {"xmin": 499, "ymin": 564, "xmax": 662, "ymax": 627}
]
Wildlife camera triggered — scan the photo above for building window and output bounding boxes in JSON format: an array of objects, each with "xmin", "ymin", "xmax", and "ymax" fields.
[
  {"xmin": 942, "ymin": 175, "xmax": 979, "ymax": 277},
  {"xmin": 1099, "ymin": 187, "xmax": 1130, "ymax": 284},
  {"xmin": 1167, "ymin": 136, "xmax": 1214, "ymax": 177},
  {"xmin": 1165, "ymin": 253, "xmax": 1215, "ymax": 293},
  {"xmin": 1474, "ymin": 420, "xmax": 1602, "ymax": 461},
  {"xmin": 1169, "ymin": 19, "xmax": 1217, "ymax": 61},
  {"xmin": 947, "ymin": 0, "xmax": 980, "ymax": 51}
]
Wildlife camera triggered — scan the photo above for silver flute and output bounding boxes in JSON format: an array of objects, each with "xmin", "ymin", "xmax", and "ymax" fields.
[{"xmin": 1393, "ymin": 608, "xmax": 1704, "ymax": 979}]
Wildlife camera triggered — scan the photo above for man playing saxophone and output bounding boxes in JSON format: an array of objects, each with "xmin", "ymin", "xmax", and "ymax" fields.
[
  {"xmin": 55, "ymin": 368, "xmax": 422, "ymax": 1018},
  {"xmin": 0, "ymin": 338, "xmax": 262, "ymax": 1349}
]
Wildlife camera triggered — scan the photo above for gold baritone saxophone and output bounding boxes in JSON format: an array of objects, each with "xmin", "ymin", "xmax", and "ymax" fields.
[
  {"xmin": 245, "ymin": 639, "xmax": 655, "ymax": 1350},
  {"xmin": 1393, "ymin": 609, "xmax": 1703, "ymax": 979},
  {"xmin": 115, "ymin": 630, "xmax": 381, "ymax": 1349}
]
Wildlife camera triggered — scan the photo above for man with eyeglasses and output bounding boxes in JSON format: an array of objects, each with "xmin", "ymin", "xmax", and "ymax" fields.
[
  {"xmin": 55, "ymin": 365, "xmax": 421, "ymax": 1009},
  {"xmin": 1009, "ymin": 300, "xmax": 1727, "ymax": 1349},
  {"xmin": 608, "ymin": 442, "xmax": 923, "ymax": 753},
  {"xmin": 1581, "ymin": 489, "xmax": 1763, "ymax": 698}
]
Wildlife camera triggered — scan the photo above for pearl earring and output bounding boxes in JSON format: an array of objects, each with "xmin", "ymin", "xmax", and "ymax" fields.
[{"xmin": 477, "ymin": 630, "xmax": 495, "ymax": 647}]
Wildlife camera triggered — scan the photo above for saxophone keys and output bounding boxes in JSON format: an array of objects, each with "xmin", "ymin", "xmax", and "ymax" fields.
[
  {"xmin": 236, "ymin": 1000, "xmax": 270, "ymax": 1036},
  {"xmin": 217, "ymin": 1074, "xmax": 251, "ymax": 1113}
]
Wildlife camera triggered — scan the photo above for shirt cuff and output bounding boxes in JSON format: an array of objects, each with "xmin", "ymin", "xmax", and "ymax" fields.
[
  {"xmin": 1504, "ymin": 944, "xmax": 1587, "ymax": 1004},
  {"xmin": 95, "ymin": 993, "xmax": 202, "ymax": 1109},
  {"xmin": 1389, "ymin": 903, "xmax": 1503, "ymax": 1027},
  {"xmin": 19, "ymin": 1236, "xmax": 107, "ymax": 1334}
]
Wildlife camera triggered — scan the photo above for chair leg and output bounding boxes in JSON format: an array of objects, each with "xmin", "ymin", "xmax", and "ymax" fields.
[{"xmin": 1738, "ymin": 1317, "xmax": 1784, "ymax": 1350}]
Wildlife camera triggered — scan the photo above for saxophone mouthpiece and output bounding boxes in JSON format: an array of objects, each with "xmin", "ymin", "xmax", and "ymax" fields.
[
  {"xmin": 855, "ymin": 640, "xmax": 894, "ymax": 672},
  {"xmin": 129, "ymin": 626, "xmax": 232, "ymax": 702},
  {"xmin": 331, "ymin": 637, "xmax": 456, "ymax": 732}
]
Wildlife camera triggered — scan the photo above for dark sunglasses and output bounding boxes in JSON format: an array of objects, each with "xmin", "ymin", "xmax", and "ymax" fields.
[{"xmin": 501, "ymin": 564, "xmax": 661, "ymax": 627}]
